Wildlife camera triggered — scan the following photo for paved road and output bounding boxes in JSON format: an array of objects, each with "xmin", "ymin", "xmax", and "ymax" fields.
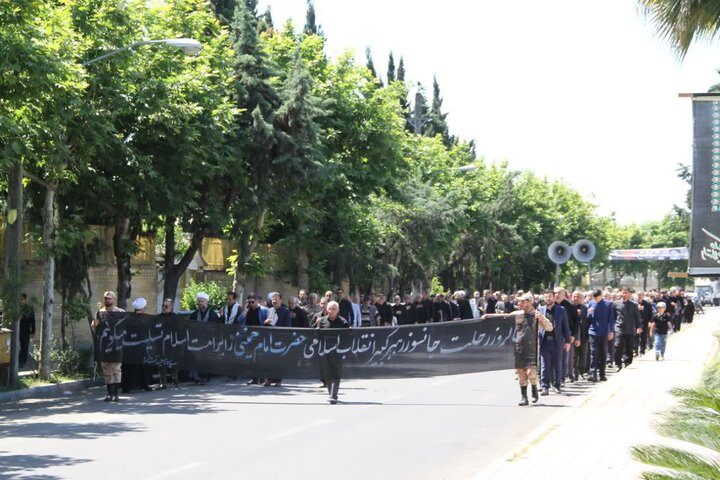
[
  {"xmin": 11, "ymin": 307, "xmax": 715, "ymax": 480},
  {"xmin": 1, "ymin": 363, "xmax": 597, "ymax": 480}
]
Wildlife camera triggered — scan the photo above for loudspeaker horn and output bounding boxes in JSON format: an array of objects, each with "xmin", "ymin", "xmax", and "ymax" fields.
[
  {"xmin": 548, "ymin": 241, "xmax": 572, "ymax": 264},
  {"xmin": 572, "ymin": 239, "xmax": 596, "ymax": 263}
]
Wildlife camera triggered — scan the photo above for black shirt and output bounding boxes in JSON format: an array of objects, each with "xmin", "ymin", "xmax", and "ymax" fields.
[{"xmin": 651, "ymin": 312, "xmax": 672, "ymax": 335}]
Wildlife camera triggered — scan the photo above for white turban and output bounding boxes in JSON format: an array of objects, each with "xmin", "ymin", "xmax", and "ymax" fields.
[
  {"xmin": 132, "ymin": 297, "xmax": 147, "ymax": 310},
  {"xmin": 196, "ymin": 292, "xmax": 210, "ymax": 302}
]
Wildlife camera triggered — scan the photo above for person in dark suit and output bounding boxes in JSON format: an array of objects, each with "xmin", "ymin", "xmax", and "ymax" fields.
[
  {"xmin": 613, "ymin": 287, "xmax": 642, "ymax": 370},
  {"xmin": 19, "ymin": 293, "xmax": 35, "ymax": 367}
]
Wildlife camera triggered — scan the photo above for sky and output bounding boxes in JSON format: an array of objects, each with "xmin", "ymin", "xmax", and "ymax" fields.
[{"xmin": 257, "ymin": 0, "xmax": 720, "ymax": 224}]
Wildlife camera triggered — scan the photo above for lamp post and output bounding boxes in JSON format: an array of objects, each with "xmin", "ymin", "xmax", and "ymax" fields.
[{"xmin": 83, "ymin": 38, "xmax": 202, "ymax": 66}]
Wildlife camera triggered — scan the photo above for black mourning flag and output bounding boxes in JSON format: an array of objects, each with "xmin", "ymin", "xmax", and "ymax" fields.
[{"xmin": 689, "ymin": 96, "xmax": 720, "ymax": 276}]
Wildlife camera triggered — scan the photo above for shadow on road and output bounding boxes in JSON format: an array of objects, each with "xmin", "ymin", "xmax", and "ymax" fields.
[
  {"xmin": 1, "ymin": 421, "xmax": 145, "ymax": 439},
  {"xmin": 0, "ymin": 451, "xmax": 91, "ymax": 480}
]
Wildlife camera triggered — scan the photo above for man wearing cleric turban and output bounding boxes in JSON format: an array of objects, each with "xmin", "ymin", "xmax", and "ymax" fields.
[
  {"xmin": 190, "ymin": 292, "xmax": 221, "ymax": 323},
  {"xmin": 188, "ymin": 292, "xmax": 220, "ymax": 384}
]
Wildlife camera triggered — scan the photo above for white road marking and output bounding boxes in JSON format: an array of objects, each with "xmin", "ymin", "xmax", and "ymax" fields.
[
  {"xmin": 144, "ymin": 462, "xmax": 203, "ymax": 480},
  {"xmin": 264, "ymin": 419, "xmax": 330, "ymax": 440}
]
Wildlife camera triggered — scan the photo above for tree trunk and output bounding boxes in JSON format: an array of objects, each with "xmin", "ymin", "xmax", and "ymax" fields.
[
  {"xmin": 297, "ymin": 248, "xmax": 309, "ymax": 291},
  {"xmin": 232, "ymin": 209, "xmax": 266, "ymax": 303},
  {"xmin": 113, "ymin": 216, "xmax": 132, "ymax": 310},
  {"xmin": 162, "ymin": 216, "xmax": 204, "ymax": 302},
  {"xmin": 39, "ymin": 182, "xmax": 57, "ymax": 380},
  {"xmin": 4, "ymin": 161, "xmax": 23, "ymax": 387}
]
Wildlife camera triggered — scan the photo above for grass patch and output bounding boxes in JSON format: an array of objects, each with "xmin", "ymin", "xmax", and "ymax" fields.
[{"xmin": 0, "ymin": 373, "xmax": 90, "ymax": 392}]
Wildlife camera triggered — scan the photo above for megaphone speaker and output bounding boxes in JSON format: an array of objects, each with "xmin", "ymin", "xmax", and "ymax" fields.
[
  {"xmin": 548, "ymin": 241, "xmax": 572, "ymax": 264},
  {"xmin": 572, "ymin": 239, "xmax": 596, "ymax": 263}
]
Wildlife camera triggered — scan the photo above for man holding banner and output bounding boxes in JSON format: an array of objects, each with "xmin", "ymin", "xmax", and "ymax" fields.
[{"xmin": 482, "ymin": 293, "xmax": 553, "ymax": 406}]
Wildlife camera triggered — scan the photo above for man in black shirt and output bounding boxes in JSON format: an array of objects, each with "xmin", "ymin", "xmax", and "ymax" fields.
[
  {"xmin": 375, "ymin": 294, "xmax": 394, "ymax": 326},
  {"xmin": 335, "ymin": 288, "xmax": 355, "ymax": 326},
  {"xmin": 636, "ymin": 291, "xmax": 654, "ymax": 355},
  {"xmin": 484, "ymin": 290, "xmax": 497, "ymax": 314},
  {"xmin": 613, "ymin": 287, "xmax": 642, "ymax": 370},
  {"xmin": 555, "ymin": 288, "xmax": 578, "ymax": 384}
]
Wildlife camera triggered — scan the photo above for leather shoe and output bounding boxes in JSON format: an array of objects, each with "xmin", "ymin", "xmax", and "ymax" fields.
[
  {"xmin": 540, "ymin": 387, "xmax": 549, "ymax": 396},
  {"xmin": 600, "ymin": 376, "xmax": 608, "ymax": 381},
  {"xmin": 553, "ymin": 386, "xmax": 562, "ymax": 394}
]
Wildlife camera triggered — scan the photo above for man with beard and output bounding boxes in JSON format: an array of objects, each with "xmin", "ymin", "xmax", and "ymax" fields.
[
  {"xmin": 571, "ymin": 290, "xmax": 590, "ymax": 380},
  {"xmin": 555, "ymin": 287, "xmax": 578, "ymax": 385},
  {"xmin": 613, "ymin": 287, "xmax": 642, "ymax": 371},
  {"xmin": 587, "ymin": 289, "xmax": 615, "ymax": 382},
  {"xmin": 288, "ymin": 296, "xmax": 309, "ymax": 328},
  {"xmin": 539, "ymin": 290, "xmax": 571, "ymax": 395},
  {"xmin": 303, "ymin": 292, "xmax": 322, "ymax": 321},
  {"xmin": 244, "ymin": 293, "xmax": 267, "ymax": 385},
  {"xmin": 335, "ymin": 288, "xmax": 355, "ymax": 327},
  {"xmin": 456, "ymin": 291, "xmax": 473, "ymax": 320},
  {"xmin": 637, "ymin": 291, "xmax": 654, "ymax": 355},
  {"xmin": 375, "ymin": 294, "xmax": 394, "ymax": 326},
  {"xmin": 392, "ymin": 294, "xmax": 406, "ymax": 325},
  {"xmin": 156, "ymin": 298, "xmax": 180, "ymax": 389},
  {"xmin": 316, "ymin": 301, "xmax": 350, "ymax": 404},
  {"xmin": 219, "ymin": 291, "xmax": 241, "ymax": 325},
  {"xmin": 483, "ymin": 290, "xmax": 497, "ymax": 314},
  {"xmin": 91, "ymin": 291, "xmax": 125, "ymax": 402},
  {"xmin": 263, "ymin": 292, "xmax": 292, "ymax": 386},
  {"xmin": 483, "ymin": 293, "xmax": 553, "ymax": 406},
  {"xmin": 432, "ymin": 293, "xmax": 452, "ymax": 322}
]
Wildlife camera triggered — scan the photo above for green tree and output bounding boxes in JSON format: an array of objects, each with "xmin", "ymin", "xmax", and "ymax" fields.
[
  {"xmin": 424, "ymin": 76, "xmax": 454, "ymax": 147},
  {"xmin": 365, "ymin": 46, "xmax": 380, "ymax": 83},
  {"xmin": 387, "ymin": 52, "xmax": 396, "ymax": 83},
  {"xmin": 303, "ymin": 0, "xmax": 321, "ymax": 36}
]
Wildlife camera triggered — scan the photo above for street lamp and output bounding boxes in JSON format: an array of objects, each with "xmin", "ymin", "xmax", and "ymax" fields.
[
  {"xmin": 83, "ymin": 38, "xmax": 203, "ymax": 66},
  {"xmin": 452, "ymin": 164, "xmax": 478, "ymax": 172}
]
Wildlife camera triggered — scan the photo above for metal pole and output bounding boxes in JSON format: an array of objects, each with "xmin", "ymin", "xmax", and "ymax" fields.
[
  {"xmin": 82, "ymin": 40, "xmax": 160, "ymax": 66},
  {"xmin": 554, "ymin": 263, "xmax": 560, "ymax": 288}
]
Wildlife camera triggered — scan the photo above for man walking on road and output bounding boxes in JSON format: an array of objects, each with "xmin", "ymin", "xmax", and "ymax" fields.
[
  {"xmin": 539, "ymin": 290, "xmax": 571, "ymax": 395},
  {"xmin": 587, "ymin": 289, "xmax": 614, "ymax": 382},
  {"xmin": 316, "ymin": 301, "xmax": 350, "ymax": 404},
  {"xmin": 613, "ymin": 287, "xmax": 642, "ymax": 371},
  {"xmin": 482, "ymin": 293, "xmax": 554, "ymax": 405}
]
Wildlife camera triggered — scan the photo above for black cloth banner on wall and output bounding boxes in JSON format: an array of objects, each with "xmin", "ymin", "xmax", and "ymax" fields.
[
  {"xmin": 689, "ymin": 96, "xmax": 720, "ymax": 276},
  {"xmin": 94, "ymin": 313, "xmax": 515, "ymax": 379}
]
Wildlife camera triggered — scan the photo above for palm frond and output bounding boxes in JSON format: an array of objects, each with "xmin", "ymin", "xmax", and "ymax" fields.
[
  {"xmin": 632, "ymin": 445, "xmax": 720, "ymax": 479},
  {"xmin": 639, "ymin": 0, "xmax": 720, "ymax": 58}
]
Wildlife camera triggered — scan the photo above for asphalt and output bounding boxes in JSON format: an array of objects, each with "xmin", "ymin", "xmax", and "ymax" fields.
[{"xmin": 477, "ymin": 306, "xmax": 720, "ymax": 480}]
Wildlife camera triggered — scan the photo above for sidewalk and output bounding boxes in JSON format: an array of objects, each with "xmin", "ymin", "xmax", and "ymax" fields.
[{"xmin": 477, "ymin": 308, "xmax": 720, "ymax": 480}]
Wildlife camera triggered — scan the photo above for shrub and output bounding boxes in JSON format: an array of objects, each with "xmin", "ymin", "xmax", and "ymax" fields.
[{"xmin": 180, "ymin": 281, "xmax": 228, "ymax": 311}]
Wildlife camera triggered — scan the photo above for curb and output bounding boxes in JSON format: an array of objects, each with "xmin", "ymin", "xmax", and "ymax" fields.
[{"xmin": 0, "ymin": 377, "xmax": 103, "ymax": 404}]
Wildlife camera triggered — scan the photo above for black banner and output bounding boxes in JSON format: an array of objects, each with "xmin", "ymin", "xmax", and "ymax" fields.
[
  {"xmin": 94, "ymin": 313, "xmax": 515, "ymax": 378},
  {"xmin": 689, "ymin": 96, "xmax": 720, "ymax": 276}
]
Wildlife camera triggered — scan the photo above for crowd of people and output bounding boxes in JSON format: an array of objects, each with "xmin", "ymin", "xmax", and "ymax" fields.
[
  {"xmin": 482, "ymin": 286, "xmax": 697, "ymax": 406},
  {"xmin": 92, "ymin": 284, "xmax": 698, "ymax": 405}
]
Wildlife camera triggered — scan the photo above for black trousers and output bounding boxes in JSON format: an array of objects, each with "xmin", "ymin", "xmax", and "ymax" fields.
[
  {"xmin": 589, "ymin": 335, "xmax": 607, "ymax": 378},
  {"xmin": 614, "ymin": 333, "xmax": 635, "ymax": 367},
  {"xmin": 19, "ymin": 331, "xmax": 31, "ymax": 365},
  {"xmin": 573, "ymin": 340, "xmax": 589, "ymax": 377}
]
